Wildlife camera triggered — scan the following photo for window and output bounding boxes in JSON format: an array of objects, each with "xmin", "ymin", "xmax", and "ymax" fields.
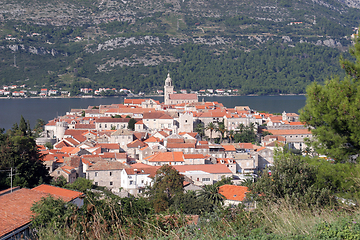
[
  {"xmin": 95, "ymin": 182, "xmax": 98, "ymax": 186},
  {"xmin": 105, "ymin": 124, "xmax": 107, "ymax": 128},
  {"xmin": 57, "ymin": 171, "xmax": 60, "ymax": 175},
  {"xmin": 110, "ymin": 182, "xmax": 113, "ymax": 186},
  {"xmin": 202, "ymin": 178, "xmax": 210, "ymax": 182},
  {"xmin": 109, "ymin": 172, "xmax": 112, "ymax": 176},
  {"xmin": 95, "ymin": 172, "xmax": 98, "ymax": 177},
  {"xmin": 130, "ymin": 180, "xmax": 133, "ymax": 185}
]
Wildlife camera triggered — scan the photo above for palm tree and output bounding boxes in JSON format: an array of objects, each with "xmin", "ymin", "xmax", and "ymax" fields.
[
  {"xmin": 228, "ymin": 130, "xmax": 235, "ymax": 143},
  {"xmin": 216, "ymin": 120, "xmax": 227, "ymax": 144},
  {"xmin": 237, "ymin": 123, "xmax": 245, "ymax": 133},
  {"xmin": 194, "ymin": 122, "xmax": 205, "ymax": 139},
  {"xmin": 198, "ymin": 184, "xmax": 225, "ymax": 206},
  {"xmin": 206, "ymin": 122, "xmax": 216, "ymax": 143}
]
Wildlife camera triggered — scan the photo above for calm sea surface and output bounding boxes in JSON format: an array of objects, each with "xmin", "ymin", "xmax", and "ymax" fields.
[{"xmin": 0, "ymin": 95, "xmax": 306, "ymax": 131}]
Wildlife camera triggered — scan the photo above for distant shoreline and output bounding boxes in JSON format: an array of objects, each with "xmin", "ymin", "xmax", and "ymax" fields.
[{"xmin": 0, "ymin": 93, "xmax": 306, "ymax": 100}]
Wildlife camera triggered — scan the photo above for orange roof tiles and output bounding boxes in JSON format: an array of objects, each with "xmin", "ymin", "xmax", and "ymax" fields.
[
  {"xmin": 64, "ymin": 137, "xmax": 80, "ymax": 146},
  {"xmin": 145, "ymin": 152, "xmax": 184, "ymax": 162},
  {"xmin": 0, "ymin": 185, "xmax": 84, "ymax": 238},
  {"xmin": 266, "ymin": 129, "xmax": 311, "ymax": 135},
  {"xmin": 169, "ymin": 93, "xmax": 197, "ymax": 100},
  {"xmin": 87, "ymin": 161, "xmax": 130, "ymax": 171},
  {"xmin": 184, "ymin": 154, "xmax": 205, "ymax": 159},
  {"xmin": 143, "ymin": 111, "xmax": 173, "ymax": 119},
  {"xmin": 95, "ymin": 143, "xmax": 120, "ymax": 149},
  {"xmin": 167, "ymin": 142, "xmax": 195, "ymax": 149},
  {"xmin": 144, "ymin": 136, "xmax": 161, "ymax": 143},
  {"xmin": 237, "ymin": 143, "xmax": 253, "ymax": 149},
  {"xmin": 59, "ymin": 146, "xmax": 76, "ymax": 154},
  {"xmin": 222, "ymin": 145, "xmax": 236, "ymax": 151},
  {"xmin": 127, "ymin": 139, "xmax": 147, "ymax": 148},
  {"xmin": 218, "ymin": 185, "xmax": 249, "ymax": 202},
  {"xmin": 124, "ymin": 99, "xmax": 145, "ymax": 104},
  {"xmin": 289, "ymin": 122, "xmax": 305, "ymax": 126}
]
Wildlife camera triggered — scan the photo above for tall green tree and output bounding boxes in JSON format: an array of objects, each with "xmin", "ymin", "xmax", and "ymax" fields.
[
  {"xmin": 216, "ymin": 120, "xmax": 227, "ymax": 143},
  {"xmin": 0, "ymin": 117, "xmax": 51, "ymax": 189},
  {"xmin": 127, "ymin": 118, "xmax": 137, "ymax": 131},
  {"xmin": 206, "ymin": 122, "xmax": 216, "ymax": 143},
  {"xmin": 147, "ymin": 165, "xmax": 184, "ymax": 213},
  {"xmin": 300, "ymin": 35, "xmax": 360, "ymax": 162}
]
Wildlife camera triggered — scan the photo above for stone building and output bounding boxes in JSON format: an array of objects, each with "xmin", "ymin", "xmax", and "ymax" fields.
[{"xmin": 164, "ymin": 73, "xmax": 198, "ymax": 105}]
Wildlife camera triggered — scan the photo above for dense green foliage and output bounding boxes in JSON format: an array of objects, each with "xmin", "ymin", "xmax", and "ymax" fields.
[
  {"xmin": 300, "ymin": 36, "xmax": 360, "ymax": 162},
  {"xmin": 0, "ymin": 116, "xmax": 51, "ymax": 190},
  {"xmin": 147, "ymin": 165, "xmax": 184, "ymax": 212},
  {"xmin": 252, "ymin": 151, "xmax": 334, "ymax": 207}
]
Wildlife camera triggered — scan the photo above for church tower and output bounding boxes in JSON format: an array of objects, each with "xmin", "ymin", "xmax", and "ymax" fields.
[{"xmin": 164, "ymin": 73, "xmax": 173, "ymax": 105}]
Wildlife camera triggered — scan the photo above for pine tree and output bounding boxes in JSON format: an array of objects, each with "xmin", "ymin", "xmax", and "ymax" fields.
[{"xmin": 300, "ymin": 35, "xmax": 360, "ymax": 162}]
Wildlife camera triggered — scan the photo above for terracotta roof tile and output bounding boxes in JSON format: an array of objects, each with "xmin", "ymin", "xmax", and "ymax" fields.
[
  {"xmin": 219, "ymin": 185, "xmax": 249, "ymax": 202},
  {"xmin": 183, "ymin": 154, "xmax": 205, "ymax": 159},
  {"xmin": 0, "ymin": 185, "xmax": 83, "ymax": 238},
  {"xmin": 167, "ymin": 142, "xmax": 195, "ymax": 149},
  {"xmin": 222, "ymin": 145, "xmax": 236, "ymax": 151},
  {"xmin": 266, "ymin": 129, "xmax": 311, "ymax": 135},
  {"xmin": 145, "ymin": 152, "xmax": 184, "ymax": 162},
  {"xmin": 127, "ymin": 139, "xmax": 147, "ymax": 148},
  {"xmin": 169, "ymin": 93, "xmax": 197, "ymax": 100},
  {"xmin": 87, "ymin": 161, "xmax": 130, "ymax": 171}
]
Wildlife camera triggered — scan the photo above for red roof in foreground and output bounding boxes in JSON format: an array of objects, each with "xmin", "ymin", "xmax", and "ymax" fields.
[
  {"xmin": 32, "ymin": 184, "xmax": 84, "ymax": 202},
  {"xmin": 218, "ymin": 185, "xmax": 249, "ymax": 202},
  {"xmin": 0, "ymin": 185, "xmax": 84, "ymax": 238}
]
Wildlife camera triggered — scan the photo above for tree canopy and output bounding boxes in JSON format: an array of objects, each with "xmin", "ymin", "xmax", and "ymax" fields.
[
  {"xmin": 300, "ymin": 35, "xmax": 360, "ymax": 162},
  {"xmin": 252, "ymin": 152, "xmax": 333, "ymax": 207},
  {"xmin": 0, "ymin": 116, "xmax": 51, "ymax": 189},
  {"xmin": 147, "ymin": 165, "xmax": 184, "ymax": 213}
]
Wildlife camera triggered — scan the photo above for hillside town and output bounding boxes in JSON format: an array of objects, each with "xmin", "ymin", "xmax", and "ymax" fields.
[{"xmin": 35, "ymin": 74, "xmax": 310, "ymax": 196}]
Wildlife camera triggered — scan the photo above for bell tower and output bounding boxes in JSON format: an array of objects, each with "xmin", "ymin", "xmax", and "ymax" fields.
[{"xmin": 164, "ymin": 73, "xmax": 173, "ymax": 105}]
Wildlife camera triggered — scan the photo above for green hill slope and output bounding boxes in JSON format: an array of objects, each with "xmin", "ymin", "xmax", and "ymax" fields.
[{"xmin": 0, "ymin": 0, "xmax": 358, "ymax": 94}]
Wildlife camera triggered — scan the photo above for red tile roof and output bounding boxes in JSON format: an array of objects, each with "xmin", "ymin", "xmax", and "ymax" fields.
[
  {"xmin": 124, "ymin": 99, "xmax": 145, "ymax": 104},
  {"xmin": 183, "ymin": 154, "xmax": 205, "ymax": 159},
  {"xmin": 169, "ymin": 93, "xmax": 197, "ymax": 100},
  {"xmin": 143, "ymin": 111, "xmax": 173, "ymax": 119},
  {"xmin": 218, "ymin": 185, "xmax": 249, "ymax": 202},
  {"xmin": 95, "ymin": 143, "xmax": 120, "ymax": 150},
  {"xmin": 167, "ymin": 142, "xmax": 195, "ymax": 149},
  {"xmin": 127, "ymin": 139, "xmax": 148, "ymax": 148},
  {"xmin": 145, "ymin": 152, "xmax": 184, "ymax": 162},
  {"xmin": 222, "ymin": 145, "xmax": 236, "ymax": 151},
  {"xmin": 0, "ymin": 185, "xmax": 83, "ymax": 238},
  {"xmin": 266, "ymin": 129, "xmax": 311, "ymax": 135},
  {"xmin": 87, "ymin": 161, "xmax": 130, "ymax": 171},
  {"xmin": 32, "ymin": 184, "xmax": 84, "ymax": 202}
]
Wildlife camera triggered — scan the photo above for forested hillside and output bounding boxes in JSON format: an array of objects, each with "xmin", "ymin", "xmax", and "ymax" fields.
[{"xmin": 0, "ymin": 0, "xmax": 359, "ymax": 94}]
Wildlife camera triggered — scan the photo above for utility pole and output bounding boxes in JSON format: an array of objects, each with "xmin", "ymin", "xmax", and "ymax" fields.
[{"xmin": 10, "ymin": 167, "xmax": 13, "ymax": 193}]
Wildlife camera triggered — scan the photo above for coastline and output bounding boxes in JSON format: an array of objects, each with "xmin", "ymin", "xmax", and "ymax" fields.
[{"xmin": 0, "ymin": 93, "xmax": 306, "ymax": 100}]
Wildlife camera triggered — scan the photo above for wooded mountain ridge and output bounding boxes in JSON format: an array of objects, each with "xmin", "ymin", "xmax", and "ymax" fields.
[{"xmin": 0, "ymin": 0, "xmax": 359, "ymax": 95}]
